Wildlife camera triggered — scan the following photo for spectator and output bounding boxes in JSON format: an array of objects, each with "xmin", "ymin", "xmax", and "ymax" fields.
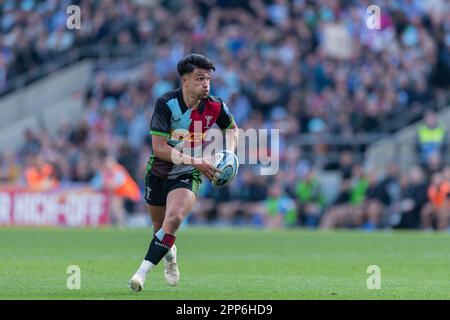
[
  {"xmin": 416, "ymin": 111, "xmax": 447, "ymax": 166},
  {"xmin": 24, "ymin": 154, "xmax": 59, "ymax": 191},
  {"xmin": 421, "ymin": 172, "xmax": 450, "ymax": 231},
  {"xmin": 18, "ymin": 129, "xmax": 41, "ymax": 158},
  {"xmin": 237, "ymin": 168, "xmax": 268, "ymax": 227},
  {"xmin": 394, "ymin": 166, "xmax": 428, "ymax": 229},
  {"xmin": 264, "ymin": 183, "xmax": 297, "ymax": 229},
  {"xmin": 295, "ymin": 169, "xmax": 325, "ymax": 228},
  {"xmin": 320, "ymin": 165, "xmax": 369, "ymax": 229},
  {"xmin": 363, "ymin": 173, "xmax": 387, "ymax": 230},
  {"xmin": 90, "ymin": 149, "xmax": 141, "ymax": 227},
  {"xmin": 71, "ymin": 154, "xmax": 94, "ymax": 183},
  {"xmin": 0, "ymin": 153, "xmax": 21, "ymax": 185}
]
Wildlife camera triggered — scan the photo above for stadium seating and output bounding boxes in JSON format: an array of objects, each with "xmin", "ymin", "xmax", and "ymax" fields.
[{"xmin": 0, "ymin": 0, "xmax": 449, "ymax": 230}]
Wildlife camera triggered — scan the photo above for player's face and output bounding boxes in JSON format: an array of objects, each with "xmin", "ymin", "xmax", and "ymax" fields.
[{"xmin": 183, "ymin": 68, "xmax": 211, "ymax": 99}]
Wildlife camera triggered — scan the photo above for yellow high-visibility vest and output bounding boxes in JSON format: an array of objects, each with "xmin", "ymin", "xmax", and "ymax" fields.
[{"xmin": 418, "ymin": 125, "xmax": 445, "ymax": 143}]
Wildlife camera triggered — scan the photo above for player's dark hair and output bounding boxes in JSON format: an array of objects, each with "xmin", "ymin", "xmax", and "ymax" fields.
[{"xmin": 177, "ymin": 54, "xmax": 215, "ymax": 76}]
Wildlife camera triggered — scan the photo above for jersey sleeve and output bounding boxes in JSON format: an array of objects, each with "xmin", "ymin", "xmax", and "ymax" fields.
[
  {"xmin": 216, "ymin": 101, "xmax": 235, "ymax": 130},
  {"xmin": 150, "ymin": 98, "xmax": 172, "ymax": 137}
]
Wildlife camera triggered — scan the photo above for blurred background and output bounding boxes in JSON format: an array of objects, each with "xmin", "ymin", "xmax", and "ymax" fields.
[{"xmin": 0, "ymin": 0, "xmax": 449, "ymax": 231}]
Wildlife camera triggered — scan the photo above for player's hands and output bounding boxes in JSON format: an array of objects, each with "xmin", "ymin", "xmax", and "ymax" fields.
[{"xmin": 193, "ymin": 157, "xmax": 221, "ymax": 182}]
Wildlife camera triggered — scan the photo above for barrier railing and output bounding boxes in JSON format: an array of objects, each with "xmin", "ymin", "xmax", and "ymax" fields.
[{"xmin": 290, "ymin": 133, "xmax": 387, "ymax": 167}]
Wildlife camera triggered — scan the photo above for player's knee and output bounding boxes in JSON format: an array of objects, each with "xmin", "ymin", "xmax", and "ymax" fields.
[{"xmin": 166, "ymin": 210, "xmax": 185, "ymax": 228}]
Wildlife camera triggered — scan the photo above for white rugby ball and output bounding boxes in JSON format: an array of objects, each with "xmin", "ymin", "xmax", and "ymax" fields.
[{"xmin": 212, "ymin": 150, "xmax": 239, "ymax": 187}]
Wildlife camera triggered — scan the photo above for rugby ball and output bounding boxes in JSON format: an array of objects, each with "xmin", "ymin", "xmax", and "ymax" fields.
[{"xmin": 212, "ymin": 150, "xmax": 239, "ymax": 187}]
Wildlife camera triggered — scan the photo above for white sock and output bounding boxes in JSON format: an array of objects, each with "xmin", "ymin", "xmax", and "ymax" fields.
[{"xmin": 136, "ymin": 260, "xmax": 155, "ymax": 276}]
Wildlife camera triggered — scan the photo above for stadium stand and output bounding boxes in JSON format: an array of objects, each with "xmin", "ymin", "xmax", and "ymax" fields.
[{"xmin": 0, "ymin": 0, "xmax": 449, "ymax": 230}]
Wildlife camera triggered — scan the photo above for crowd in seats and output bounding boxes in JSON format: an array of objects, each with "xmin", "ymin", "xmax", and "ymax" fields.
[{"xmin": 191, "ymin": 151, "xmax": 450, "ymax": 231}]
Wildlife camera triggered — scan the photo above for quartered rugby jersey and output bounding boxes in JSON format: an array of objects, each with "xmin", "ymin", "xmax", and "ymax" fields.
[{"xmin": 148, "ymin": 88, "xmax": 235, "ymax": 178}]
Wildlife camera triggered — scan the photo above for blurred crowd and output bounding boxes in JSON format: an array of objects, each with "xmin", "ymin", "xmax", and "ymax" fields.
[
  {"xmin": 1, "ymin": 0, "xmax": 450, "ymax": 230},
  {"xmin": 192, "ymin": 156, "xmax": 450, "ymax": 231}
]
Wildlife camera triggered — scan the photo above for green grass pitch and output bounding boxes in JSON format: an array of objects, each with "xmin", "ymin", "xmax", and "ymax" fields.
[{"xmin": 0, "ymin": 227, "xmax": 449, "ymax": 299}]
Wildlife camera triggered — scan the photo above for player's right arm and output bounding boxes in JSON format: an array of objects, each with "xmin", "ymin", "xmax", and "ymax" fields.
[
  {"xmin": 151, "ymin": 135, "xmax": 218, "ymax": 181},
  {"xmin": 150, "ymin": 98, "xmax": 219, "ymax": 181}
]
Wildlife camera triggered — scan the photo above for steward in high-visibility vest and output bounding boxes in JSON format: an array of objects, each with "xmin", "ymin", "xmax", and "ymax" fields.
[{"xmin": 417, "ymin": 124, "xmax": 446, "ymax": 162}]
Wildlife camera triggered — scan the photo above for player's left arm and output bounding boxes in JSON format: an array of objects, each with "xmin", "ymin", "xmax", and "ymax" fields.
[{"xmin": 216, "ymin": 101, "xmax": 239, "ymax": 153}]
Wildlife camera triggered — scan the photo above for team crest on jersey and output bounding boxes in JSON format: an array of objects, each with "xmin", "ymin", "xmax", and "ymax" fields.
[{"xmin": 205, "ymin": 116, "xmax": 213, "ymax": 128}]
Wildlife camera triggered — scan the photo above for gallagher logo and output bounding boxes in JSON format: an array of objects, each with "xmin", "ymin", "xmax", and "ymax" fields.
[{"xmin": 170, "ymin": 129, "xmax": 206, "ymax": 143}]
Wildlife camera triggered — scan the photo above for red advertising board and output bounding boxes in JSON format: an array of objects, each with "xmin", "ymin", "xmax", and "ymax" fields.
[{"xmin": 0, "ymin": 187, "xmax": 110, "ymax": 227}]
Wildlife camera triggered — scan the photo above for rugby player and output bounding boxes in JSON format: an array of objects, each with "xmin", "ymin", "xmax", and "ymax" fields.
[{"xmin": 129, "ymin": 54, "xmax": 239, "ymax": 292}]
